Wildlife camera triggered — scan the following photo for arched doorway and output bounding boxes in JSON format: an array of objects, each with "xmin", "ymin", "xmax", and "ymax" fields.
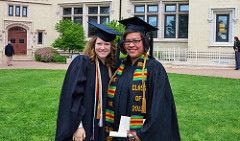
[{"xmin": 8, "ymin": 26, "xmax": 27, "ymax": 55}]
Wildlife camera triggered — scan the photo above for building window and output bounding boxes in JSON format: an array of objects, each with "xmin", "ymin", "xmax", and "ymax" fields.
[
  {"xmin": 134, "ymin": 4, "xmax": 158, "ymax": 38},
  {"xmin": 100, "ymin": 7, "xmax": 110, "ymax": 14},
  {"xmin": 73, "ymin": 7, "xmax": 83, "ymax": 24},
  {"xmin": 74, "ymin": 7, "xmax": 82, "ymax": 14},
  {"xmin": 19, "ymin": 39, "xmax": 24, "ymax": 44},
  {"xmin": 74, "ymin": 17, "xmax": 83, "ymax": 24},
  {"xmin": 165, "ymin": 4, "xmax": 176, "ymax": 12},
  {"xmin": 100, "ymin": 16, "xmax": 109, "ymax": 24},
  {"xmin": 88, "ymin": 6, "xmax": 110, "ymax": 37},
  {"xmin": 38, "ymin": 32, "xmax": 43, "ymax": 44},
  {"xmin": 63, "ymin": 8, "xmax": 72, "ymax": 15},
  {"xmin": 9, "ymin": 5, "xmax": 28, "ymax": 17},
  {"xmin": 135, "ymin": 5, "xmax": 145, "ymax": 13},
  {"xmin": 216, "ymin": 14, "xmax": 229, "ymax": 42},
  {"xmin": 179, "ymin": 4, "xmax": 189, "ymax": 12},
  {"xmin": 88, "ymin": 16, "xmax": 98, "ymax": 37},
  {"xmin": 62, "ymin": 7, "xmax": 83, "ymax": 24},
  {"xmin": 89, "ymin": 7, "xmax": 98, "ymax": 14},
  {"xmin": 22, "ymin": 7, "xmax": 28, "ymax": 17},
  {"xmin": 164, "ymin": 3, "xmax": 188, "ymax": 39},
  {"xmin": 8, "ymin": 5, "xmax": 13, "ymax": 16},
  {"xmin": 100, "ymin": 6, "xmax": 110, "ymax": 24},
  {"xmin": 164, "ymin": 15, "xmax": 176, "ymax": 38},
  {"xmin": 178, "ymin": 14, "xmax": 188, "ymax": 38},
  {"xmin": 15, "ymin": 6, "xmax": 20, "ymax": 16},
  {"xmin": 148, "ymin": 5, "xmax": 158, "ymax": 13}
]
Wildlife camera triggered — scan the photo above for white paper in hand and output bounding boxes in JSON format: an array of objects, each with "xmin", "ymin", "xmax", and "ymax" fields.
[{"xmin": 109, "ymin": 116, "xmax": 130, "ymax": 138}]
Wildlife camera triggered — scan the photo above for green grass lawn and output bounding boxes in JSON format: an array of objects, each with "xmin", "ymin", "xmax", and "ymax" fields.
[{"xmin": 0, "ymin": 69, "xmax": 239, "ymax": 141}]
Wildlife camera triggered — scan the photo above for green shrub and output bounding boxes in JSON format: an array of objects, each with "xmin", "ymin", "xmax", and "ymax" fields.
[
  {"xmin": 34, "ymin": 47, "xmax": 66, "ymax": 63},
  {"xmin": 35, "ymin": 54, "xmax": 41, "ymax": 62},
  {"xmin": 52, "ymin": 54, "xmax": 66, "ymax": 63}
]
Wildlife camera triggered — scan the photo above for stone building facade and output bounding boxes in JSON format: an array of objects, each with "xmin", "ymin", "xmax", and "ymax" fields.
[{"xmin": 0, "ymin": 0, "xmax": 239, "ymax": 66}]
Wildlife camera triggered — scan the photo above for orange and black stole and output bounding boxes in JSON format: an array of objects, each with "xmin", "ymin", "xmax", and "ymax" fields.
[{"xmin": 105, "ymin": 54, "xmax": 148, "ymax": 141}]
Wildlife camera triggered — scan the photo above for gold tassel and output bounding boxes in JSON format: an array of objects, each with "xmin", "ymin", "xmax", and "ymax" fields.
[
  {"xmin": 106, "ymin": 136, "xmax": 113, "ymax": 141},
  {"xmin": 95, "ymin": 58, "xmax": 101, "ymax": 119},
  {"xmin": 141, "ymin": 83, "xmax": 146, "ymax": 114},
  {"xmin": 141, "ymin": 54, "xmax": 148, "ymax": 114},
  {"xmin": 96, "ymin": 100, "xmax": 101, "ymax": 119}
]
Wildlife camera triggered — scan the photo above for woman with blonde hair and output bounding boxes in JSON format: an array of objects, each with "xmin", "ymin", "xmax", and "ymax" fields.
[{"xmin": 56, "ymin": 22, "xmax": 120, "ymax": 141}]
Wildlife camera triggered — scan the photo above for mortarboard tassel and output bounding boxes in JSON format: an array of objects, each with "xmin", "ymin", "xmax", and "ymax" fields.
[
  {"xmin": 95, "ymin": 59, "xmax": 102, "ymax": 119},
  {"xmin": 141, "ymin": 54, "xmax": 148, "ymax": 114}
]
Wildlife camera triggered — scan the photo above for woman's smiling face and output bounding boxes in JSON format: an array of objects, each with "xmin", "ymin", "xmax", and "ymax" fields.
[{"xmin": 95, "ymin": 37, "xmax": 111, "ymax": 60}]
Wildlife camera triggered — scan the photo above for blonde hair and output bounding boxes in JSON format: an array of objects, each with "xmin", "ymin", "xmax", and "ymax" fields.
[{"xmin": 83, "ymin": 36, "xmax": 116, "ymax": 68}]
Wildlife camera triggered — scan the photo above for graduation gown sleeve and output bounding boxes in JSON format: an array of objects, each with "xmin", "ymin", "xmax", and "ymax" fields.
[
  {"xmin": 136, "ymin": 59, "xmax": 180, "ymax": 141},
  {"xmin": 55, "ymin": 55, "xmax": 88, "ymax": 141}
]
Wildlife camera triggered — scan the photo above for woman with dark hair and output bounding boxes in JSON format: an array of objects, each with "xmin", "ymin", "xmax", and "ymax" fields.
[
  {"xmin": 233, "ymin": 36, "xmax": 240, "ymax": 70},
  {"xmin": 55, "ymin": 22, "xmax": 120, "ymax": 141},
  {"xmin": 105, "ymin": 17, "xmax": 180, "ymax": 141}
]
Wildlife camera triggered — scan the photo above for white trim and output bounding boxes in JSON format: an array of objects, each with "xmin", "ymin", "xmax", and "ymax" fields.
[
  {"xmin": 208, "ymin": 43, "xmax": 233, "ymax": 47},
  {"xmin": 208, "ymin": 7, "xmax": 238, "ymax": 23},
  {"xmin": 154, "ymin": 38, "xmax": 188, "ymax": 43},
  {"xmin": 208, "ymin": 8, "xmax": 237, "ymax": 46}
]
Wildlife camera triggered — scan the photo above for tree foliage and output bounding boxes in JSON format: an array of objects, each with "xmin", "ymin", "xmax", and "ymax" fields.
[
  {"xmin": 105, "ymin": 20, "xmax": 125, "ymax": 44},
  {"xmin": 105, "ymin": 20, "xmax": 127, "ymax": 58},
  {"xmin": 52, "ymin": 20, "xmax": 86, "ymax": 53}
]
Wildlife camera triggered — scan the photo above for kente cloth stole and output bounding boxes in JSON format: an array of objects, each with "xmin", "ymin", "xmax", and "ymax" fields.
[{"xmin": 105, "ymin": 54, "xmax": 148, "ymax": 141}]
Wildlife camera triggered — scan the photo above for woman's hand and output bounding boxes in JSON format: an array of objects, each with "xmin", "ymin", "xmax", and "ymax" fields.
[
  {"xmin": 72, "ymin": 128, "xmax": 86, "ymax": 141},
  {"xmin": 128, "ymin": 130, "xmax": 141, "ymax": 141}
]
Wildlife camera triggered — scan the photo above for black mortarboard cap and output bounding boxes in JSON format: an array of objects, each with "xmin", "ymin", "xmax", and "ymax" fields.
[
  {"xmin": 88, "ymin": 21, "xmax": 121, "ymax": 42},
  {"xmin": 119, "ymin": 16, "xmax": 159, "ymax": 57},
  {"xmin": 118, "ymin": 16, "xmax": 158, "ymax": 35}
]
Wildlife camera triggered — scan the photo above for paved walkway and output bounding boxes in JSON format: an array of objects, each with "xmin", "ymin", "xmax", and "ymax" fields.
[
  {"xmin": 0, "ymin": 61, "xmax": 69, "ymax": 70},
  {"xmin": 165, "ymin": 66, "xmax": 240, "ymax": 79},
  {"xmin": 0, "ymin": 61, "xmax": 239, "ymax": 79}
]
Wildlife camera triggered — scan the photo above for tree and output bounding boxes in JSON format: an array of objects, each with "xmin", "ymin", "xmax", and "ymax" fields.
[
  {"xmin": 105, "ymin": 20, "xmax": 125, "ymax": 45},
  {"xmin": 52, "ymin": 20, "xmax": 86, "ymax": 53},
  {"xmin": 105, "ymin": 20, "xmax": 127, "ymax": 58}
]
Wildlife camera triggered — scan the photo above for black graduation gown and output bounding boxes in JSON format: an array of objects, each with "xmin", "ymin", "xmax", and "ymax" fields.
[
  {"xmin": 55, "ymin": 55, "xmax": 109, "ymax": 141},
  {"xmin": 112, "ymin": 57, "xmax": 180, "ymax": 141}
]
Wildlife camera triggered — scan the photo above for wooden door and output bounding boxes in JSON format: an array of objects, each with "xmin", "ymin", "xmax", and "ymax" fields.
[{"xmin": 8, "ymin": 26, "xmax": 27, "ymax": 55}]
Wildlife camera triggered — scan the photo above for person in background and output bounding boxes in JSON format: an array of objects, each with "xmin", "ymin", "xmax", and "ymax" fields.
[
  {"xmin": 55, "ymin": 22, "xmax": 120, "ymax": 141},
  {"xmin": 233, "ymin": 36, "xmax": 240, "ymax": 70},
  {"xmin": 5, "ymin": 41, "xmax": 15, "ymax": 66},
  {"xmin": 105, "ymin": 17, "xmax": 180, "ymax": 141}
]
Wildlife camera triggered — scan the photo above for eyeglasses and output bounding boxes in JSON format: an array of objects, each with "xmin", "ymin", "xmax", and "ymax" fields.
[{"xmin": 124, "ymin": 39, "xmax": 142, "ymax": 45}]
